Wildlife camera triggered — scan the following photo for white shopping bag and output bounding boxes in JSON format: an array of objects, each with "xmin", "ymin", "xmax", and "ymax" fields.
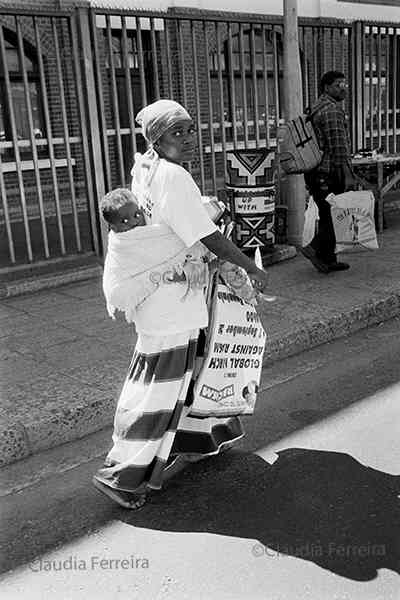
[
  {"xmin": 190, "ymin": 280, "xmax": 266, "ymax": 418},
  {"xmin": 302, "ymin": 195, "xmax": 319, "ymax": 247},
  {"xmin": 326, "ymin": 190, "xmax": 379, "ymax": 253}
]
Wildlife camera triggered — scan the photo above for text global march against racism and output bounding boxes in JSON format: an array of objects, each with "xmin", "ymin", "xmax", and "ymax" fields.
[{"xmin": 191, "ymin": 284, "xmax": 266, "ymax": 417}]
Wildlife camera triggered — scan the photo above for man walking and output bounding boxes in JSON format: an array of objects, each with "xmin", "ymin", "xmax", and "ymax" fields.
[{"xmin": 301, "ymin": 71, "xmax": 357, "ymax": 273}]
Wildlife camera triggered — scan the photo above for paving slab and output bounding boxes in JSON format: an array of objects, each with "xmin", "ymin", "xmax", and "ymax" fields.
[{"xmin": 2, "ymin": 214, "xmax": 400, "ymax": 466}]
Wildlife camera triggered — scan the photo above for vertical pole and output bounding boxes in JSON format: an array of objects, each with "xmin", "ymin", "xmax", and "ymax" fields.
[
  {"xmin": 35, "ymin": 16, "xmax": 65, "ymax": 253},
  {"xmin": 150, "ymin": 18, "xmax": 160, "ymax": 100},
  {"xmin": 216, "ymin": 22, "xmax": 228, "ymax": 183},
  {"xmin": 238, "ymin": 24, "xmax": 248, "ymax": 149},
  {"xmin": 385, "ymin": 29, "xmax": 390, "ymax": 153},
  {"xmin": 282, "ymin": 0, "xmax": 305, "ymax": 246},
  {"xmin": 354, "ymin": 22, "xmax": 364, "ymax": 152},
  {"xmin": 77, "ymin": 7, "xmax": 107, "ymax": 255},
  {"xmin": 191, "ymin": 21, "xmax": 205, "ymax": 192},
  {"xmin": 17, "ymin": 17, "xmax": 49, "ymax": 258},
  {"xmin": 0, "ymin": 22, "xmax": 32, "ymax": 261},
  {"xmin": 110, "ymin": 15, "xmax": 126, "ymax": 185},
  {"xmin": 262, "ymin": 25, "xmax": 270, "ymax": 147},
  {"xmin": 204, "ymin": 22, "xmax": 217, "ymax": 194},
  {"xmin": 377, "ymin": 27, "xmax": 382, "ymax": 150},
  {"xmin": 227, "ymin": 23, "xmax": 238, "ymax": 148},
  {"xmin": 369, "ymin": 28, "xmax": 374, "ymax": 150},
  {"xmin": 393, "ymin": 31, "xmax": 398, "ymax": 154}
]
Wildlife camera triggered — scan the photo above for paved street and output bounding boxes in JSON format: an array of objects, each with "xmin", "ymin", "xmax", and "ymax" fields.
[{"xmin": 1, "ymin": 317, "xmax": 399, "ymax": 599}]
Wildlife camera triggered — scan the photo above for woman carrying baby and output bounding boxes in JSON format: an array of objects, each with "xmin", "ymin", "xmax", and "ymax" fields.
[{"xmin": 93, "ymin": 99, "xmax": 270, "ymax": 509}]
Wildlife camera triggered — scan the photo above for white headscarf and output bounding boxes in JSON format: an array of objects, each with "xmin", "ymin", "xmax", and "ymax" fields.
[{"xmin": 136, "ymin": 99, "xmax": 191, "ymax": 145}]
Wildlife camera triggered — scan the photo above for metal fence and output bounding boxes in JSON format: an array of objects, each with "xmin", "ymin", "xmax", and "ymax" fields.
[
  {"xmin": 0, "ymin": 7, "xmax": 100, "ymax": 269},
  {"xmin": 0, "ymin": 7, "xmax": 399, "ymax": 271},
  {"xmin": 91, "ymin": 12, "xmax": 354, "ymax": 197},
  {"xmin": 353, "ymin": 22, "xmax": 400, "ymax": 154}
]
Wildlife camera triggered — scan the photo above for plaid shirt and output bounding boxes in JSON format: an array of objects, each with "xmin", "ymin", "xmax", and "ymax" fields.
[{"xmin": 311, "ymin": 93, "xmax": 352, "ymax": 177}]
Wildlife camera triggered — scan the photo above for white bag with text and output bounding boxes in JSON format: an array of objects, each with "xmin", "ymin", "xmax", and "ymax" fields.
[
  {"xmin": 327, "ymin": 190, "xmax": 379, "ymax": 253},
  {"xmin": 190, "ymin": 281, "xmax": 266, "ymax": 418}
]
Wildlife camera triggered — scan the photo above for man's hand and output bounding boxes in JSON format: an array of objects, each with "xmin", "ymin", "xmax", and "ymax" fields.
[
  {"xmin": 344, "ymin": 174, "xmax": 358, "ymax": 191},
  {"xmin": 343, "ymin": 164, "xmax": 358, "ymax": 191}
]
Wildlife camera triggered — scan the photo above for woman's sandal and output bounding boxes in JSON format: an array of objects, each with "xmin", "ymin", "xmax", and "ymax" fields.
[{"xmin": 92, "ymin": 477, "xmax": 146, "ymax": 510}]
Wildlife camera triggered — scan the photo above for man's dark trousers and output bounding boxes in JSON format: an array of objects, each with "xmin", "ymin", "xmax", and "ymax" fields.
[{"xmin": 305, "ymin": 172, "xmax": 345, "ymax": 266}]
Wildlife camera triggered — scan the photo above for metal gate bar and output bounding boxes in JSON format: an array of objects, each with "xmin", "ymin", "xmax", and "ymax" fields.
[
  {"xmin": 360, "ymin": 25, "xmax": 367, "ymax": 149},
  {"xmin": 90, "ymin": 12, "xmax": 111, "ymax": 191},
  {"xmin": 377, "ymin": 28, "xmax": 382, "ymax": 149},
  {"xmin": 203, "ymin": 21, "xmax": 217, "ymax": 194},
  {"xmin": 272, "ymin": 27, "xmax": 281, "ymax": 135},
  {"xmin": 105, "ymin": 15, "xmax": 125, "ymax": 185},
  {"xmin": 190, "ymin": 20, "xmax": 205, "ymax": 192},
  {"xmin": 0, "ymin": 152, "xmax": 15, "ymax": 262},
  {"xmin": 52, "ymin": 17, "xmax": 81, "ymax": 252},
  {"xmin": 135, "ymin": 16, "xmax": 147, "ymax": 108},
  {"xmin": 227, "ymin": 22, "xmax": 238, "ymax": 148},
  {"xmin": 215, "ymin": 21, "xmax": 227, "ymax": 182},
  {"xmin": 369, "ymin": 29, "xmax": 374, "ymax": 149},
  {"xmin": 238, "ymin": 23, "xmax": 248, "ymax": 149},
  {"xmin": 121, "ymin": 17, "xmax": 138, "ymax": 180},
  {"xmin": 34, "ymin": 15, "xmax": 65, "ymax": 255},
  {"xmin": 16, "ymin": 18, "xmax": 49, "ymax": 258},
  {"xmin": 393, "ymin": 31, "xmax": 398, "ymax": 153},
  {"xmin": 70, "ymin": 14, "xmax": 100, "ymax": 256},
  {"xmin": 0, "ymin": 22, "xmax": 33, "ymax": 262},
  {"xmin": 177, "ymin": 20, "xmax": 187, "ymax": 107},
  {"xmin": 250, "ymin": 25, "xmax": 260, "ymax": 148},
  {"xmin": 150, "ymin": 18, "xmax": 160, "ymax": 100},
  {"xmin": 164, "ymin": 22, "xmax": 173, "ymax": 99},
  {"xmin": 262, "ymin": 24, "xmax": 271, "ymax": 147}
]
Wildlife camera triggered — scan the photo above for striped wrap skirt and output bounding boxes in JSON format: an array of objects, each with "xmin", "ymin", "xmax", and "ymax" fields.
[{"xmin": 95, "ymin": 329, "xmax": 244, "ymax": 493}]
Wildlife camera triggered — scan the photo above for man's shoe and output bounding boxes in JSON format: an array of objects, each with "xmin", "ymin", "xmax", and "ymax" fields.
[
  {"xmin": 300, "ymin": 245, "xmax": 330, "ymax": 274},
  {"xmin": 328, "ymin": 262, "xmax": 350, "ymax": 272}
]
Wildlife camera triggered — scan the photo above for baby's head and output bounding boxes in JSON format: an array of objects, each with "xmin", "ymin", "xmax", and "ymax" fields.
[{"xmin": 100, "ymin": 188, "xmax": 145, "ymax": 233}]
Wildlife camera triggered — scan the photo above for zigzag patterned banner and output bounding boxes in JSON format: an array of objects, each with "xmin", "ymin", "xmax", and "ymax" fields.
[
  {"xmin": 225, "ymin": 149, "xmax": 277, "ymax": 250},
  {"xmin": 226, "ymin": 149, "xmax": 275, "ymax": 187}
]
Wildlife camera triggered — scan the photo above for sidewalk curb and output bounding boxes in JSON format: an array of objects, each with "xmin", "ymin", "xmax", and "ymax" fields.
[
  {"xmin": 263, "ymin": 291, "xmax": 400, "ymax": 364},
  {"xmin": 2, "ymin": 289, "xmax": 400, "ymax": 468},
  {"xmin": 0, "ymin": 264, "xmax": 103, "ymax": 298}
]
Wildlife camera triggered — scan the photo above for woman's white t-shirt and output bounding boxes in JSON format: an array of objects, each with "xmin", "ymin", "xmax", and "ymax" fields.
[{"xmin": 131, "ymin": 158, "xmax": 217, "ymax": 335}]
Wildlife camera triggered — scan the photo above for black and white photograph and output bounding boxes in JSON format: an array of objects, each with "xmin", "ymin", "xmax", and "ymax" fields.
[{"xmin": 0, "ymin": 0, "xmax": 399, "ymax": 598}]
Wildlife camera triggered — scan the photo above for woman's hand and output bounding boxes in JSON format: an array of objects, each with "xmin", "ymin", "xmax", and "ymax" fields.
[
  {"xmin": 248, "ymin": 267, "xmax": 276, "ymax": 302},
  {"xmin": 248, "ymin": 267, "xmax": 269, "ymax": 293}
]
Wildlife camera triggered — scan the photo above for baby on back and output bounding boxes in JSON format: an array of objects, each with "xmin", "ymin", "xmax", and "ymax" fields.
[
  {"xmin": 100, "ymin": 188, "xmax": 210, "ymax": 323},
  {"xmin": 100, "ymin": 188, "xmax": 261, "ymax": 324}
]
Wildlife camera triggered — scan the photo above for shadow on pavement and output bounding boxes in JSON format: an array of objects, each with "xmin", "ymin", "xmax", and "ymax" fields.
[
  {"xmin": 1, "ymin": 448, "xmax": 399, "ymax": 583},
  {"xmin": 122, "ymin": 448, "xmax": 400, "ymax": 582}
]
